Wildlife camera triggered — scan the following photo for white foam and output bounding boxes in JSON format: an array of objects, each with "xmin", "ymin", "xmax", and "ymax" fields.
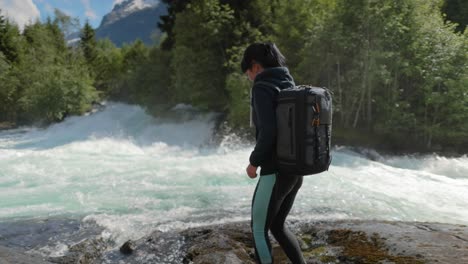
[{"xmin": 0, "ymin": 102, "xmax": 467, "ymax": 244}]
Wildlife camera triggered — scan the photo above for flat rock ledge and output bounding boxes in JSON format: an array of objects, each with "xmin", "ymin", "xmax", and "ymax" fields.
[
  {"xmin": 2, "ymin": 220, "xmax": 468, "ymax": 264},
  {"xmin": 110, "ymin": 220, "xmax": 468, "ymax": 264}
]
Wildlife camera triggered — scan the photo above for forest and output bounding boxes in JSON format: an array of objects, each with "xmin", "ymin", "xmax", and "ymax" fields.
[{"xmin": 0, "ymin": 0, "xmax": 467, "ymax": 153}]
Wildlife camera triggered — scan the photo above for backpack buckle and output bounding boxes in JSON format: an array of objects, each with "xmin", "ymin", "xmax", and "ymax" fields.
[{"xmin": 312, "ymin": 118, "xmax": 320, "ymax": 126}]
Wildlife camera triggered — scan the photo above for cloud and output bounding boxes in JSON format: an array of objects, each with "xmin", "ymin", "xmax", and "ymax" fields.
[
  {"xmin": 0, "ymin": 0, "xmax": 41, "ymax": 29},
  {"xmin": 80, "ymin": 0, "xmax": 97, "ymax": 20},
  {"xmin": 113, "ymin": 0, "xmax": 125, "ymax": 7},
  {"xmin": 44, "ymin": 3, "xmax": 54, "ymax": 13}
]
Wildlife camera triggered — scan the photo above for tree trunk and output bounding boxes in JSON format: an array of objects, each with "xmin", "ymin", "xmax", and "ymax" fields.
[
  {"xmin": 337, "ymin": 59, "xmax": 343, "ymax": 123},
  {"xmin": 366, "ymin": 60, "xmax": 372, "ymax": 129},
  {"xmin": 345, "ymin": 96, "xmax": 356, "ymax": 128},
  {"xmin": 365, "ymin": 6, "xmax": 372, "ymax": 129},
  {"xmin": 353, "ymin": 51, "xmax": 369, "ymax": 129},
  {"xmin": 353, "ymin": 83, "xmax": 365, "ymax": 128}
]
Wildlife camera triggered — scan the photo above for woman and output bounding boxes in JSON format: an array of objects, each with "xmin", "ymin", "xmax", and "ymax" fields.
[{"xmin": 242, "ymin": 42, "xmax": 306, "ymax": 264}]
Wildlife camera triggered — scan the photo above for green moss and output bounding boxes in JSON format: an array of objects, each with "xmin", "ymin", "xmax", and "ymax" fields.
[
  {"xmin": 319, "ymin": 255, "xmax": 337, "ymax": 263},
  {"xmin": 303, "ymin": 244, "xmax": 338, "ymax": 263},
  {"xmin": 301, "ymin": 234, "xmax": 313, "ymax": 245},
  {"xmin": 309, "ymin": 246, "xmax": 326, "ymax": 255},
  {"xmin": 327, "ymin": 229, "xmax": 425, "ymax": 264}
]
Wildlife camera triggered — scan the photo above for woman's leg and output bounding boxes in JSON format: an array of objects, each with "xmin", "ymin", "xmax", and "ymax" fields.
[
  {"xmin": 270, "ymin": 176, "xmax": 305, "ymax": 264},
  {"xmin": 251, "ymin": 174, "xmax": 305, "ymax": 263},
  {"xmin": 251, "ymin": 174, "xmax": 277, "ymax": 264}
]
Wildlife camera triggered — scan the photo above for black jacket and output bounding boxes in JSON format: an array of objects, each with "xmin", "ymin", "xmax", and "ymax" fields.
[{"xmin": 250, "ymin": 67, "xmax": 295, "ymax": 175}]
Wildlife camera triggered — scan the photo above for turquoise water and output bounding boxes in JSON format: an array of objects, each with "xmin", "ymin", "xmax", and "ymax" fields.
[{"xmin": 1, "ymin": 102, "xmax": 467, "ymax": 244}]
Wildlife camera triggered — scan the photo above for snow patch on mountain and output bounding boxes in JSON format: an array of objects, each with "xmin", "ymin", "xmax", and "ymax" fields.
[{"xmin": 103, "ymin": 0, "xmax": 161, "ymax": 27}]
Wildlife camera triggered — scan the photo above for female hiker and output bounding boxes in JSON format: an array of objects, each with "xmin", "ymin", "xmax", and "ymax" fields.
[{"xmin": 242, "ymin": 42, "xmax": 306, "ymax": 264}]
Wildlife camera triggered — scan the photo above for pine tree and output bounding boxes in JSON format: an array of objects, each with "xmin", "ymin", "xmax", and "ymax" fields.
[
  {"xmin": 80, "ymin": 20, "xmax": 97, "ymax": 66},
  {"xmin": 158, "ymin": 0, "xmax": 191, "ymax": 50},
  {"xmin": 0, "ymin": 10, "xmax": 21, "ymax": 64},
  {"xmin": 0, "ymin": 9, "xmax": 5, "ymax": 28},
  {"xmin": 53, "ymin": 8, "xmax": 80, "ymax": 38}
]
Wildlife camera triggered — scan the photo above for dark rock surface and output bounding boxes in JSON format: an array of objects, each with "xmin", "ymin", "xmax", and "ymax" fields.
[
  {"xmin": 105, "ymin": 220, "xmax": 468, "ymax": 264},
  {"xmin": 0, "ymin": 217, "xmax": 105, "ymax": 264},
  {"xmin": 1, "ymin": 219, "xmax": 467, "ymax": 264},
  {"xmin": 119, "ymin": 241, "xmax": 134, "ymax": 255},
  {"xmin": 0, "ymin": 245, "xmax": 52, "ymax": 264},
  {"xmin": 48, "ymin": 237, "xmax": 108, "ymax": 264}
]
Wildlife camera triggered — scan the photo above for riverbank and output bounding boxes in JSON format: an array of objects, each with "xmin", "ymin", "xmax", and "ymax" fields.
[
  {"xmin": 1, "ymin": 219, "xmax": 467, "ymax": 263},
  {"xmin": 0, "ymin": 122, "xmax": 16, "ymax": 130}
]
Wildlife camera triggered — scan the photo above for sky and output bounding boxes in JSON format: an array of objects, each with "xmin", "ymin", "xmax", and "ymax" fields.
[{"xmin": 0, "ymin": 0, "xmax": 121, "ymax": 29}]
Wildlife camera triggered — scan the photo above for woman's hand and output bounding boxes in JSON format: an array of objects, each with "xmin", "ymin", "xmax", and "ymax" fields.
[{"xmin": 246, "ymin": 164, "xmax": 258, "ymax": 178}]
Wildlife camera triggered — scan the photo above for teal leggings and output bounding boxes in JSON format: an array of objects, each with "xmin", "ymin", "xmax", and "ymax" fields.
[{"xmin": 251, "ymin": 173, "xmax": 305, "ymax": 264}]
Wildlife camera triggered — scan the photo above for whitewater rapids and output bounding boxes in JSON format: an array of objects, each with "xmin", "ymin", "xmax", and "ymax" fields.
[{"xmin": 0, "ymin": 102, "xmax": 467, "ymax": 245}]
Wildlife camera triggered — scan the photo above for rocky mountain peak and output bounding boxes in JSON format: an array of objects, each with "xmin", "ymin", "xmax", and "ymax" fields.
[{"xmin": 101, "ymin": 0, "xmax": 161, "ymax": 27}]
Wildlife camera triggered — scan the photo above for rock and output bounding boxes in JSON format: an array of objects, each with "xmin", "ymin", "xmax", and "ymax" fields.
[
  {"xmin": 2, "ymin": 219, "xmax": 468, "ymax": 264},
  {"xmin": 181, "ymin": 224, "xmax": 255, "ymax": 264},
  {"xmin": 0, "ymin": 122, "xmax": 16, "ymax": 130},
  {"xmin": 119, "ymin": 240, "xmax": 134, "ymax": 255},
  {"xmin": 163, "ymin": 220, "xmax": 468, "ymax": 264},
  {"xmin": 48, "ymin": 237, "xmax": 108, "ymax": 264},
  {"xmin": 0, "ymin": 245, "xmax": 53, "ymax": 264},
  {"xmin": 297, "ymin": 220, "xmax": 468, "ymax": 264},
  {"xmin": 190, "ymin": 251, "xmax": 244, "ymax": 264}
]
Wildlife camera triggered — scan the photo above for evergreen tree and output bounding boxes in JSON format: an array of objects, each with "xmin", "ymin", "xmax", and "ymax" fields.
[
  {"xmin": 53, "ymin": 8, "xmax": 80, "ymax": 38},
  {"xmin": 0, "ymin": 50, "xmax": 13, "ymax": 121},
  {"xmin": 158, "ymin": 0, "xmax": 191, "ymax": 50},
  {"xmin": 0, "ymin": 10, "xmax": 22, "ymax": 64},
  {"xmin": 80, "ymin": 21, "xmax": 97, "ymax": 66},
  {"xmin": 45, "ymin": 17, "xmax": 67, "ymax": 55}
]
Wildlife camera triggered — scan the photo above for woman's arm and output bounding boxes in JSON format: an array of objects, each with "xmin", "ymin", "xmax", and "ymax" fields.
[{"xmin": 249, "ymin": 84, "xmax": 277, "ymax": 168}]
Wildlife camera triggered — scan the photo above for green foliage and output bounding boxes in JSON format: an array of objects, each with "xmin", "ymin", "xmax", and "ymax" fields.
[
  {"xmin": 158, "ymin": 0, "xmax": 191, "ymax": 50},
  {"xmin": 0, "ymin": 50, "xmax": 14, "ymax": 121},
  {"xmin": 170, "ymin": 0, "xmax": 234, "ymax": 110},
  {"xmin": 80, "ymin": 21, "xmax": 98, "ymax": 67},
  {"xmin": 15, "ymin": 61, "xmax": 96, "ymax": 123},
  {"xmin": 129, "ymin": 46, "xmax": 172, "ymax": 106},
  {"xmin": 0, "ymin": 17, "xmax": 98, "ymax": 125},
  {"xmin": 1, "ymin": 1, "xmax": 466, "ymax": 153},
  {"xmin": 112, "ymin": 39, "xmax": 150, "ymax": 101},
  {"xmin": 406, "ymin": 0, "xmax": 468, "ymax": 147},
  {"xmin": 264, "ymin": 0, "xmax": 464, "ymax": 152},
  {"xmin": 225, "ymin": 72, "xmax": 251, "ymax": 129},
  {"xmin": 53, "ymin": 8, "xmax": 80, "ymax": 38},
  {"xmin": 0, "ymin": 50, "xmax": 7, "ymax": 72},
  {"xmin": 442, "ymin": 0, "xmax": 468, "ymax": 32},
  {"xmin": 93, "ymin": 38, "xmax": 124, "ymax": 95},
  {"xmin": 0, "ymin": 12, "xmax": 23, "ymax": 64}
]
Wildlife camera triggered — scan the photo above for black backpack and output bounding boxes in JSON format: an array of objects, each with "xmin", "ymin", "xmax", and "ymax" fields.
[{"xmin": 257, "ymin": 82, "xmax": 333, "ymax": 176}]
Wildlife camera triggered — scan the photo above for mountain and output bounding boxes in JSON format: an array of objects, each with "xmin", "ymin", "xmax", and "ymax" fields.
[{"xmin": 95, "ymin": 0, "xmax": 168, "ymax": 47}]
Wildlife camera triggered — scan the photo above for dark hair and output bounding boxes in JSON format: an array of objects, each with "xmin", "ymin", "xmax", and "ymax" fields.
[{"xmin": 241, "ymin": 42, "xmax": 286, "ymax": 73}]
